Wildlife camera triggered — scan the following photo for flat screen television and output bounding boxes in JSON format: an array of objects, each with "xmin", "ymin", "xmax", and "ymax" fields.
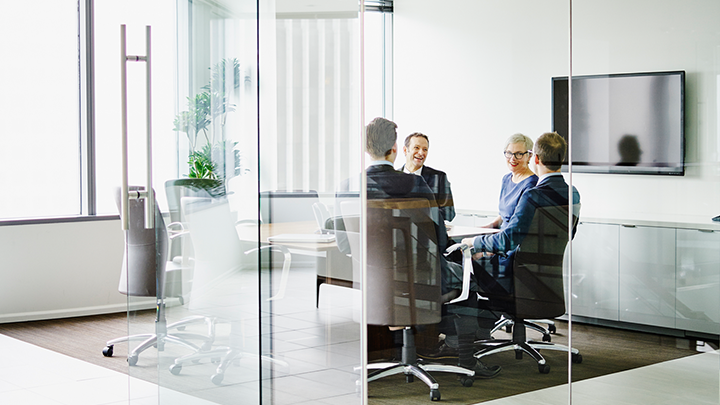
[{"xmin": 552, "ymin": 70, "xmax": 685, "ymax": 175}]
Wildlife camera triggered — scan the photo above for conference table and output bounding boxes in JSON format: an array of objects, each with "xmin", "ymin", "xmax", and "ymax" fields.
[{"xmin": 235, "ymin": 220, "xmax": 499, "ymax": 306}]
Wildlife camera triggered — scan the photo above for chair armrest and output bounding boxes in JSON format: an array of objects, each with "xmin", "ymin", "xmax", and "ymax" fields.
[
  {"xmin": 444, "ymin": 243, "xmax": 488, "ymax": 305},
  {"xmin": 166, "ymin": 222, "xmax": 190, "ymax": 239}
]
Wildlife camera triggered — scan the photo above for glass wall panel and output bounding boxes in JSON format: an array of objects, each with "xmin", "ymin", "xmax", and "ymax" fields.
[
  {"xmin": 569, "ymin": 1, "xmax": 720, "ymax": 404},
  {"xmin": 0, "ymin": 0, "xmax": 81, "ymax": 219},
  {"xmin": 391, "ymin": 1, "xmax": 571, "ymax": 403},
  {"xmin": 257, "ymin": 1, "xmax": 363, "ymax": 404}
]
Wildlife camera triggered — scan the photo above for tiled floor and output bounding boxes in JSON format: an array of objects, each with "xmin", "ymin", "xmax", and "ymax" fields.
[{"xmin": 0, "ymin": 333, "xmax": 216, "ymax": 405}]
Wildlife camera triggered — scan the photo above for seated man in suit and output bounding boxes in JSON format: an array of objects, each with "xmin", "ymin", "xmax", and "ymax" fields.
[
  {"xmin": 340, "ymin": 117, "xmax": 500, "ymax": 378},
  {"xmin": 401, "ymin": 132, "xmax": 456, "ymax": 223},
  {"xmin": 461, "ymin": 132, "xmax": 581, "ymax": 295}
]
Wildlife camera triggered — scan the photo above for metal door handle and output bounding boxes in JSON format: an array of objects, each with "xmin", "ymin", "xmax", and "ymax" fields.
[{"xmin": 120, "ymin": 24, "xmax": 153, "ymax": 230}]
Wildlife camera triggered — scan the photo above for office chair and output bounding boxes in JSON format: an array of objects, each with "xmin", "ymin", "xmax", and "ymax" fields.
[
  {"xmin": 342, "ymin": 199, "xmax": 474, "ymax": 402},
  {"xmin": 102, "ymin": 187, "xmax": 214, "ymax": 366},
  {"xmin": 473, "ymin": 204, "xmax": 582, "ymax": 374},
  {"xmin": 167, "ymin": 196, "xmax": 289, "ymax": 385}
]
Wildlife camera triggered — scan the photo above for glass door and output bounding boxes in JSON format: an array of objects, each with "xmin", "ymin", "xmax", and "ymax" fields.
[{"xmin": 116, "ymin": 0, "xmax": 368, "ymax": 404}]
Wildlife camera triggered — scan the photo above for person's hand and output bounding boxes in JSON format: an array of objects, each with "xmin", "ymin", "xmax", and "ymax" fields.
[
  {"xmin": 461, "ymin": 237, "xmax": 475, "ymax": 248},
  {"xmin": 472, "ymin": 251, "xmax": 494, "ymax": 260}
]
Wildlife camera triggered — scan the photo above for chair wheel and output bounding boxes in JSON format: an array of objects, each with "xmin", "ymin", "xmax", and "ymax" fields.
[
  {"xmin": 459, "ymin": 375, "xmax": 474, "ymax": 387},
  {"xmin": 406, "ymin": 374, "xmax": 414, "ymax": 383},
  {"xmin": 538, "ymin": 363, "xmax": 550, "ymax": 374},
  {"xmin": 515, "ymin": 350, "xmax": 523, "ymax": 360},
  {"xmin": 211, "ymin": 373, "xmax": 224, "ymax": 385},
  {"xmin": 102, "ymin": 345, "xmax": 114, "ymax": 357},
  {"xmin": 505, "ymin": 324, "xmax": 513, "ymax": 333},
  {"xmin": 128, "ymin": 355, "xmax": 138, "ymax": 366},
  {"xmin": 548, "ymin": 324, "xmax": 557, "ymax": 334},
  {"xmin": 542, "ymin": 334, "xmax": 552, "ymax": 342},
  {"xmin": 169, "ymin": 364, "xmax": 182, "ymax": 375},
  {"xmin": 430, "ymin": 389, "xmax": 441, "ymax": 401},
  {"xmin": 572, "ymin": 353, "xmax": 583, "ymax": 364}
]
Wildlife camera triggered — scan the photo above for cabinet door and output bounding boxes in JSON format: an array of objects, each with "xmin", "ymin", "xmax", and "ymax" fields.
[
  {"xmin": 570, "ymin": 222, "xmax": 619, "ymax": 321},
  {"xmin": 675, "ymin": 229, "xmax": 720, "ymax": 334},
  {"xmin": 450, "ymin": 213, "xmax": 476, "ymax": 226},
  {"xmin": 618, "ymin": 225, "xmax": 676, "ymax": 328}
]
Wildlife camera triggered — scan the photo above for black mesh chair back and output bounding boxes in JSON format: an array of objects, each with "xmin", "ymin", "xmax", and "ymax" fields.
[{"xmin": 512, "ymin": 204, "xmax": 577, "ymax": 320}]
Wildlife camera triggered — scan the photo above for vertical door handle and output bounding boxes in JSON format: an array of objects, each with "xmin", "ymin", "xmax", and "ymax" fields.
[{"xmin": 120, "ymin": 25, "xmax": 154, "ymax": 230}]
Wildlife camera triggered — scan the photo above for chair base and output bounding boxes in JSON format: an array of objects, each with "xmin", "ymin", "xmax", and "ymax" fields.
[
  {"xmin": 475, "ymin": 319, "xmax": 582, "ymax": 374},
  {"xmin": 103, "ymin": 315, "xmax": 214, "ymax": 366},
  {"xmin": 491, "ymin": 316, "xmax": 556, "ymax": 342},
  {"xmin": 169, "ymin": 346, "xmax": 288, "ymax": 385},
  {"xmin": 360, "ymin": 327, "xmax": 475, "ymax": 401}
]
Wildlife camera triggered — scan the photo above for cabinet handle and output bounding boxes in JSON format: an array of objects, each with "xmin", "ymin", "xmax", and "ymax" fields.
[
  {"xmin": 120, "ymin": 25, "xmax": 154, "ymax": 231},
  {"xmin": 621, "ymin": 224, "xmax": 636, "ymax": 228},
  {"xmin": 698, "ymin": 229, "xmax": 715, "ymax": 233}
]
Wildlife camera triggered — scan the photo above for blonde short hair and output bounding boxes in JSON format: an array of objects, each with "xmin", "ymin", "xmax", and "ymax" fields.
[{"xmin": 504, "ymin": 133, "xmax": 534, "ymax": 152}]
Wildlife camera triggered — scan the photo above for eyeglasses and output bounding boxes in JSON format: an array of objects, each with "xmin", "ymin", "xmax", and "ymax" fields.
[{"xmin": 503, "ymin": 150, "xmax": 531, "ymax": 159}]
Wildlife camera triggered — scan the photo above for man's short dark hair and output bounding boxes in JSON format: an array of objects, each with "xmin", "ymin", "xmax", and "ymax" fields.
[
  {"xmin": 404, "ymin": 132, "xmax": 429, "ymax": 149},
  {"xmin": 366, "ymin": 117, "xmax": 398, "ymax": 159},
  {"xmin": 535, "ymin": 132, "xmax": 567, "ymax": 171}
]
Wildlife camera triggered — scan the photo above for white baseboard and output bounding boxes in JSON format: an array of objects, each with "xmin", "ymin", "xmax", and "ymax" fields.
[{"xmin": 0, "ymin": 299, "xmax": 157, "ymax": 324}]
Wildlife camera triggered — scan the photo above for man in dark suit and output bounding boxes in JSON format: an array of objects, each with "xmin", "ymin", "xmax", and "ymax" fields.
[
  {"xmin": 462, "ymin": 132, "xmax": 581, "ymax": 295},
  {"xmin": 401, "ymin": 133, "xmax": 456, "ymax": 223},
  {"xmin": 340, "ymin": 117, "xmax": 500, "ymax": 378}
]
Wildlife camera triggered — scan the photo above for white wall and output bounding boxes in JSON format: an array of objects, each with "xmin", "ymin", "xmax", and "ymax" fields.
[
  {"xmin": 394, "ymin": 0, "xmax": 720, "ymax": 222},
  {"xmin": 0, "ymin": 220, "xmax": 127, "ymax": 323}
]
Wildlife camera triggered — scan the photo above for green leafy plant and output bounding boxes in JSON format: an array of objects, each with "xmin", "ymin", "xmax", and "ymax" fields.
[{"xmin": 173, "ymin": 58, "xmax": 243, "ymax": 192}]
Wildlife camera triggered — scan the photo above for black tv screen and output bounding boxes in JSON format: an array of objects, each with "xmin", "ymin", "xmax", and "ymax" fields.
[{"xmin": 552, "ymin": 71, "xmax": 685, "ymax": 175}]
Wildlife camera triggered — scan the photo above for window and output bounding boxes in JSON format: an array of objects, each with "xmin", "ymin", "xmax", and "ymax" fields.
[{"xmin": 0, "ymin": 1, "xmax": 81, "ymax": 219}]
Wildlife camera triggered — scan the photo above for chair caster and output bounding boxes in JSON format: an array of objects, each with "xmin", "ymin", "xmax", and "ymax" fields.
[
  {"xmin": 169, "ymin": 364, "xmax": 182, "ymax": 375},
  {"xmin": 538, "ymin": 363, "xmax": 550, "ymax": 374},
  {"xmin": 572, "ymin": 353, "xmax": 583, "ymax": 364},
  {"xmin": 211, "ymin": 373, "xmax": 224, "ymax": 385},
  {"xmin": 548, "ymin": 324, "xmax": 557, "ymax": 334},
  {"xmin": 430, "ymin": 389, "xmax": 441, "ymax": 401},
  {"xmin": 102, "ymin": 345, "xmax": 114, "ymax": 357},
  {"xmin": 458, "ymin": 375, "xmax": 474, "ymax": 387},
  {"xmin": 542, "ymin": 334, "xmax": 552, "ymax": 342},
  {"xmin": 128, "ymin": 354, "xmax": 139, "ymax": 366},
  {"xmin": 505, "ymin": 324, "xmax": 513, "ymax": 333},
  {"xmin": 406, "ymin": 374, "xmax": 414, "ymax": 383}
]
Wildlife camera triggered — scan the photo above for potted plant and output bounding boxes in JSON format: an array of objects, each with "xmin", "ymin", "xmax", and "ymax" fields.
[{"xmin": 173, "ymin": 58, "xmax": 244, "ymax": 197}]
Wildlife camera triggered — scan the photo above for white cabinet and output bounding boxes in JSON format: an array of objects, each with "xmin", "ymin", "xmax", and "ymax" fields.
[
  {"xmin": 675, "ymin": 229, "xmax": 720, "ymax": 334},
  {"xmin": 570, "ymin": 222, "xmax": 619, "ymax": 321},
  {"xmin": 618, "ymin": 225, "xmax": 677, "ymax": 329},
  {"xmin": 451, "ymin": 213, "xmax": 495, "ymax": 227}
]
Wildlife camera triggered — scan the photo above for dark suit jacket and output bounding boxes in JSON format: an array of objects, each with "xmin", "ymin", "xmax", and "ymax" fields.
[
  {"xmin": 336, "ymin": 163, "xmax": 459, "ymax": 292},
  {"xmin": 473, "ymin": 174, "xmax": 580, "ymax": 283},
  {"xmin": 365, "ymin": 164, "xmax": 447, "ymax": 249},
  {"xmin": 401, "ymin": 164, "xmax": 456, "ymax": 222}
]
